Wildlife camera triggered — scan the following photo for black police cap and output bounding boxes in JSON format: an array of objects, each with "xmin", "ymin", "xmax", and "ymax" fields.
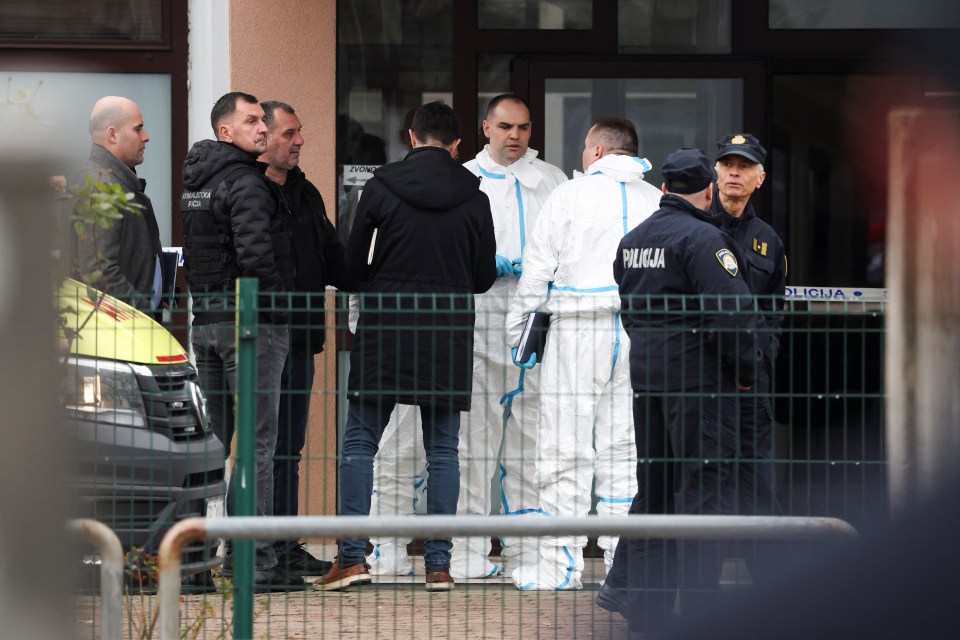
[
  {"xmin": 716, "ymin": 133, "xmax": 767, "ymax": 165},
  {"xmin": 662, "ymin": 148, "xmax": 714, "ymax": 195}
]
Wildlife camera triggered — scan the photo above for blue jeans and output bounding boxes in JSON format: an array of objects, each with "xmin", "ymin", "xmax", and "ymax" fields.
[
  {"xmin": 339, "ymin": 400, "xmax": 460, "ymax": 571},
  {"xmin": 273, "ymin": 348, "xmax": 314, "ymax": 554},
  {"xmin": 192, "ymin": 322, "xmax": 289, "ymax": 570}
]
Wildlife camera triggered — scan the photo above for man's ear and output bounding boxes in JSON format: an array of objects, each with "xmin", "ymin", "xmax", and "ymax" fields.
[
  {"xmin": 756, "ymin": 169, "xmax": 766, "ymax": 190},
  {"xmin": 218, "ymin": 123, "xmax": 232, "ymax": 143},
  {"xmin": 408, "ymin": 129, "xmax": 418, "ymax": 148},
  {"xmin": 447, "ymin": 138, "xmax": 462, "ymax": 159},
  {"xmin": 481, "ymin": 119, "xmax": 491, "ymax": 140}
]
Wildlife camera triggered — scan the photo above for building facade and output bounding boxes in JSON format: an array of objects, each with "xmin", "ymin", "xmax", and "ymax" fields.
[{"xmin": 4, "ymin": 0, "xmax": 958, "ymax": 519}]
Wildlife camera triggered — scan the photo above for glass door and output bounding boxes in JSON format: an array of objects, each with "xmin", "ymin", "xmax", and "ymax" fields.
[{"xmin": 517, "ymin": 59, "xmax": 765, "ymax": 186}]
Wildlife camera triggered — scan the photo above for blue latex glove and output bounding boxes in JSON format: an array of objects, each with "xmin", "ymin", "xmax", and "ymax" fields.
[
  {"xmin": 495, "ymin": 254, "xmax": 514, "ymax": 277},
  {"xmin": 509, "ymin": 258, "xmax": 522, "ymax": 277},
  {"xmin": 511, "ymin": 346, "xmax": 537, "ymax": 369}
]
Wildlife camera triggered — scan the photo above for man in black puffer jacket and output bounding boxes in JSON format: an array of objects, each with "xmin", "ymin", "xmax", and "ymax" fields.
[
  {"xmin": 317, "ymin": 101, "xmax": 497, "ymax": 593},
  {"xmin": 180, "ymin": 91, "xmax": 299, "ymax": 592}
]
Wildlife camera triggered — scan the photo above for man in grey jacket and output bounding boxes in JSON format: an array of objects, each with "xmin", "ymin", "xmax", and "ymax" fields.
[{"xmin": 71, "ymin": 96, "xmax": 164, "ymax": 312}]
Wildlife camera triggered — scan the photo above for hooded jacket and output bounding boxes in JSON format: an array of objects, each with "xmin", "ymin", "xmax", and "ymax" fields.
[
  {"xmin": 505, "ymin": 153, "xmax": 662, "ymax": 344},
  {"xmin": 181, "ymin": 140, "xmax": 293, "ymax": 324},
  {"xmin": 463, "ymin": 145, "xmax": 567, "ymax": 317},
  {"xmin": 345, "ymin": 145, "xmax": 497, "ymax": 410}
]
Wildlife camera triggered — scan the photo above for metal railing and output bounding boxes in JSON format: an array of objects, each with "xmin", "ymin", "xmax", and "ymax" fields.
[
  {"xmin": 70, "ymin": 519, "xmax": 124, "ymax": 640},
  {"xmin": 157, "ymin": 513, "xmax": 856, "ymax": 640}
]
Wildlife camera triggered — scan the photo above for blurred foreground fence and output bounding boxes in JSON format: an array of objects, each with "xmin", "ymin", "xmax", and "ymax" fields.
[
  {"xmin": 66, "ymin": 281, "xmax": 884, "ymax": 638},
  {"xmin": 158, "ymin": 514, "xmax": 858, "ymax": 639}
]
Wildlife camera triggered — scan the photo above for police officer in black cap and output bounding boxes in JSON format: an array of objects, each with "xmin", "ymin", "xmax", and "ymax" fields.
[
  {"xmin": 597, "ymin": 148, "xmax": 763, "ymax": 636},
  {"xmin": 713, "ymin": 133, "xmax": 787, "ymax": 581}
]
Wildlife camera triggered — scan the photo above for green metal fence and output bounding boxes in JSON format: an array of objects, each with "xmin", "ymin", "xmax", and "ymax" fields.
[{"xmin": 67, "ymin": 279, "xmax": 885, "ymax": 639}]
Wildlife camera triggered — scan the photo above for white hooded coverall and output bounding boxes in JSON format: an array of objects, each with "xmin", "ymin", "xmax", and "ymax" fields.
[
  {"xmin": 505, "ymin": 154, "xmax": 661, "ymax": 590},
  {"xmin": 451, "ymin": 146, "xmax": 567, "ymax": 578}
]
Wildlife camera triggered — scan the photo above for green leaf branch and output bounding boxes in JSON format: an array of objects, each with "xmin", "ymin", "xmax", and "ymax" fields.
[{"xmin": 70, "ymin": 174, "xmax": 144, "ymax": 287}]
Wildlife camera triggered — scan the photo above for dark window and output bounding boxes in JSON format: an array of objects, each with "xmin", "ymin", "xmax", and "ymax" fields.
[
  {"xmin": 618, "ymin": 0, "xmax": 731, "ymax": 53},
  {"xmin": 478, "ymin": 0, "xmax": 591, "ymax": 29},
  {"xmin": 769, "ymin": 0, "xmax": 960, "ymax": 30},
  {"xmin": 0, "ymin": 1, "xmax": 164, "ymax": 45}
]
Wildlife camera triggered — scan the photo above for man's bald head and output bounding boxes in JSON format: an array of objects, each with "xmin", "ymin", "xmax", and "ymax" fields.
[{"xmin": 88, "ymin": 96, "xmax": 150, "ymax": 168}]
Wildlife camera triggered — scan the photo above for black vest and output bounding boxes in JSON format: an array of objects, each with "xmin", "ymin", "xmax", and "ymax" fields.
[{"xmin": 180, "ymin": 166, "xmax": 245, "ymax": 310}]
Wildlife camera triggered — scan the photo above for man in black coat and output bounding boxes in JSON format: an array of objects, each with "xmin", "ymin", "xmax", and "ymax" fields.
[
  {"xmin": 317, "ymin": 101, "xmax": 497, "ymax": 592},
  {"xmin": 260, "ymin": 100, "xmax": 358, "ymax": 579},
  {"xmin": 602, "ymin": 148, "xmax": 763, "ymax": 635},
  {"xmin": 181, "ymin": 92, "xmax": 298, "ymax": 592}
]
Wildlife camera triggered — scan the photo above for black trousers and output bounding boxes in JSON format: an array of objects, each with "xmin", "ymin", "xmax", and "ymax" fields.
[
  {"xmin": 732, "ymin": 358, "xmax": 781, "ymax": 583},
  {"xmin": 606, "ymin": 387, "xmax": 738, "ymax": 633}
]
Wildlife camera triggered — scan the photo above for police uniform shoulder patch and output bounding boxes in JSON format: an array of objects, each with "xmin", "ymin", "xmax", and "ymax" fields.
[{"xmin": 716, "ymin": 248, "xmax": 739, "ymax": 277}]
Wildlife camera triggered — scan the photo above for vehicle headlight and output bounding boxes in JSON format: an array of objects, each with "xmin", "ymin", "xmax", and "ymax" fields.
[
  {"xmin": 187, "ymin": 379, "xmax": 210, "ymax": 435},
  {"xmin": 62, "ymin": 357, "xmax": 149, "ymax": 429}
]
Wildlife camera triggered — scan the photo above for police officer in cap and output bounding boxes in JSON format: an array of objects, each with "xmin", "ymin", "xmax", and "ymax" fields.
[
  {"xmin": 598, "ymin": 148, "xmax": 763, "ymax": 635},
  {"xmin": 713, "ymin": 133, "xmax": 787, "ymax": 581}
]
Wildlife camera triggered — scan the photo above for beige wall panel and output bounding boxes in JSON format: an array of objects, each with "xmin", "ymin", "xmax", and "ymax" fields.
[{"xmin": 231, "ymin": 0, "xmax": 339, "ymax": 526}]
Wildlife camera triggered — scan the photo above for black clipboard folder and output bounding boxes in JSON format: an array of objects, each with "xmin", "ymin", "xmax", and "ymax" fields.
[{"xmin": 515, "ymin": 311, "xmax": 551, "ymax": 364}]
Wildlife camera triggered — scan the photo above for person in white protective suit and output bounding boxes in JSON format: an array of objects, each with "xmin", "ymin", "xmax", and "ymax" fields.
[
  {"xmin": 505, "ymin": 116, "xmax": 661, "ymax": 590},
  {"xmin": 365, "ymin": 94, "xmax": 568, "ymax": 579},
  {"xmin": 367, "ymin": 405, "xmax": 428, "ymax": 575}
]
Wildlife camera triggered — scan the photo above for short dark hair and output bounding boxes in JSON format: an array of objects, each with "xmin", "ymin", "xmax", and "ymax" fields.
[
  {"xmin": 210, "ymin": 91, "xmax": 259, "ymax": 137},
  {"xmin": 591, "ymin": 115, "xmax": 639, "ymax": 157},
  {"xmin": 262, "ymin": 100, "xmax": 296, "ymax": 128},
  {"xmin": 485, "ymin": 93, "xmax": 530, "ymax": 119},
  {"xmin": 411, "ymin": 101, "xmax": 460, "ymax": 146}
]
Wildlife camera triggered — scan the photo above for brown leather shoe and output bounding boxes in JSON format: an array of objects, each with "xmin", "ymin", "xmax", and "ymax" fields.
[
  {"xmin": 313, "ymin": 560, "xmax": 371, "ymax": 591},
  {"xmin": 425, "ymin": 571, "xmax": 455, "ymax": 592}
]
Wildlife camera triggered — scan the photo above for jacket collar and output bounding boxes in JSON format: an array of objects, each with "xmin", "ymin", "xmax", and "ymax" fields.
[
  {"xmin": 475, "ymin": 145, "xmax": 546, "ymax": 189},
  {"xmin": 711, "ymin": 184, "xmax": 757, "ymax": 227},
  {"xmin": 660, "ymin": 193, "xmax": 723, "ymax": 228},
  {"xmin": 583, "ymin": 154, "xmax": 653, "ymax": 183},
  {"xmin": 89, "ymin": 143, "xmax": 143, "ymax": 192}
]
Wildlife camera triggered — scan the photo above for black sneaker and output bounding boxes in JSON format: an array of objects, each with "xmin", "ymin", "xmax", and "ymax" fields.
[
  {"xmin": 221, "ymin": 557, "xmax": 308, "ymax": 592},
  {"xmin": 278, "ymin": 544, "xmax": 333, "ymax": 577},
  {"xmin": 252, "ymin": 565, "xmax": 309, "ymax": 593},
  {"xmin": 596, "ymin": 582, "xmax": 630, "ymax": 619}
]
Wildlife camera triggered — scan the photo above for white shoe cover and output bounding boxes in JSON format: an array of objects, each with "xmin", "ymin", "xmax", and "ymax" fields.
[
  {"xmin": 511, "ymin": 549, "xmax": 582, "ymax": 591},
  {"xmin": 502, "ymin": 542, "xmax": 540, "ymax": 572},
  {"xmin": 449, "ymin": 551, "xmax": 503, "ymax": 579},
  {"xmin": 367, "ymin": 543, "xmax": 414, "ymax": 576}
]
